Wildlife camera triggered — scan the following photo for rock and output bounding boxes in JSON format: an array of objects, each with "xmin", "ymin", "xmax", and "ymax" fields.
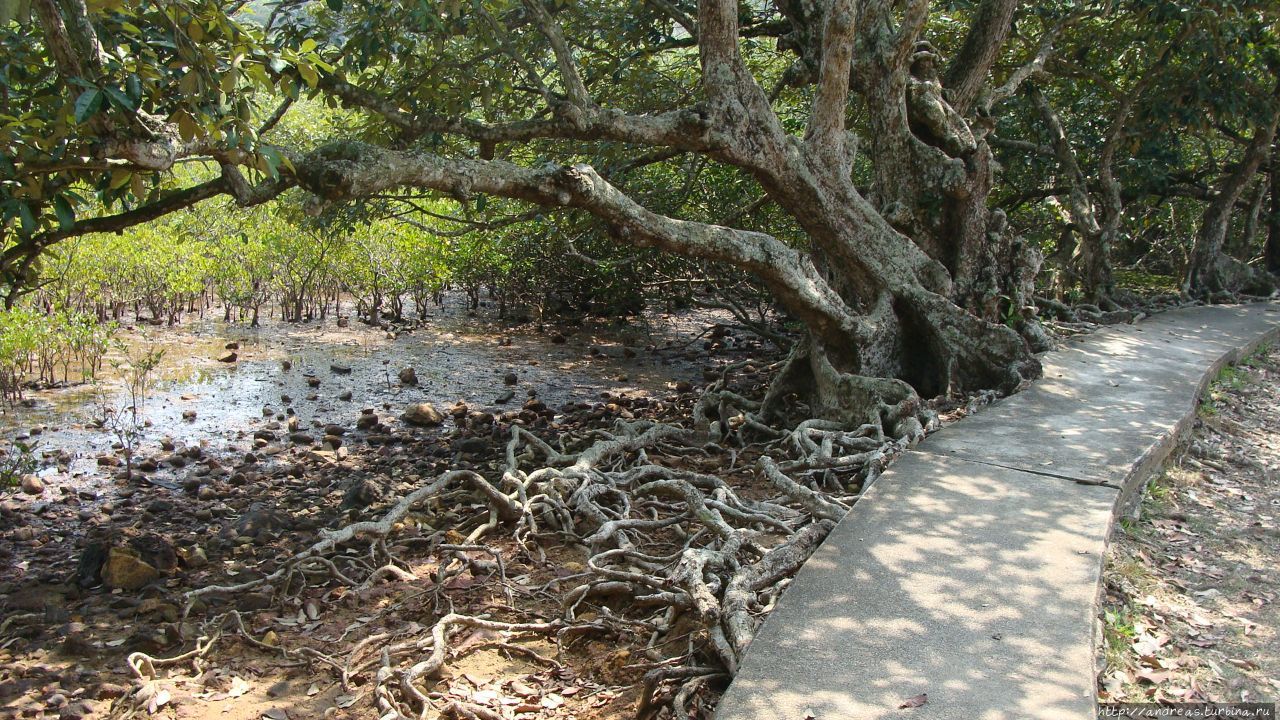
[
  {"xmin": 159, "ymin": 437, "xmax": 176, "ymax": 451},
  {"xmin": 167, "ymin": 454, "xmax": 187, "ymax": 468},
  {"xmin": 182, "ymin": 410, "xmax": 197, "ymax": 421},
  {"xmin": 225, "ymin": 341, "xmax": 240, "ymax": 350},
  {"xmin": 281, "ymin": 360, "xmax": 292, "ymax": 371},
  {"xmin": 550, "ymin": 333, "xmax": 567, "ymax": 344},
  {"xmin": 323, "ymin": 424, "xmax": 346, "ymax": 436},
  {"xmin": 218, "ymin": 352, "xmax": 238, "ymax": 363},
  {"xmin": 134, "ymin": 457, "xmax": 159, "ymax": 472},
  {"xmin": 228, "ymin": 504, "xmax": 293, "ymax": 541},
  {"xmin": 342, "ymin": 479, "xmax": 383, "ymax": 509},
  {"xmin": 338, "ymin": 390, "xmax": 353, "ymax": 401},
  {"xmin": 289, "ymin": 432, "xmax": 314, "ymax": 445},
  {"xmin": 287, "ymin": 416, "xmax": 300, "ymax": 432},
  {"xmin": 92, "ymin": 684, "xmax": 129, "ymax": 701},
  {"xmin": 61, "ymin": 622, "xmax": 96, "ymax": 658},
  {"xmin": 493, "ymin": 389, "xmax": 515, "ymax": 405},
  {"xmin": 675, "ymin": 380, "xmax": 693, "ymax": 393},
  {"xmin": 330, "ymin": 363, "xmax": 352, "ymax": 375},
  {"xmin": 238, "ymin": 592, "xmax": 274, "ymax": 612},
  {"xmin": 399, "ymin": 367, "xmax": 418, "ymax": 386},
  {"xmin": 59, "ymin": 700, "xmax": 95, "ymax": 719},
  {"xmin": 337, "ymin": 316, "xmax": 350, "ymax": 328},
  {"xmin": 197, "ymin": 485, "xmax": 218, "ymax": 501},
  {"xmin": 356, "ymin": 414, "xmax": 379, "ymax": 430},
  {"xmin": 178, "ymin": 546, "xmax": 208, "ymax": 569},
  {"xmin": 101, "ymin": 547, "xmax": 159, "ymax": 590},
  {"xmin": 323, "ymin": 435, "xmax": 343, "ymax": 449},
  {"xmin": 306, "ymin": 376, "xmax": 321, "ymax": 388},
  {"xmin": 503, "ymin": 372, "xmax": 518, "ymax": 386},
  {"xmin": 96, "ymin": 455, "xmax": 120, "ymax": 467},
  {"xmin": 20, "ymin": 474, "xmax": 43, "ymax": 495},
  {"xmin": 454, "ymin": 437, "xmax": 490, "ymax": 455},
  {"xmin": 253, "ymin": 430, "xmax": 277, "ymax": 442},
  {"xmin": 401, "ymin": 403, "xmax": 444, "ymax": 426}
]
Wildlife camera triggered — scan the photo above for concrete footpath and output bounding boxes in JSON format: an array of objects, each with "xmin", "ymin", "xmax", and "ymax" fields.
[{"xmin": 716, "ymin": 303, "xmax": 1280, "ymax": 720}]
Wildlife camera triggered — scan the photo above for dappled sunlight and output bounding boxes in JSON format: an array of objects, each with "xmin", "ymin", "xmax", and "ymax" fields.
[{"xmin": 718, "ymin": 304, "xmax": 1279, "ymax": 720}]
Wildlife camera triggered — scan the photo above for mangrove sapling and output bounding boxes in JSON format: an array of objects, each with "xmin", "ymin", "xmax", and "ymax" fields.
[
  {"xmin": 94, "ymin": 343, "xmax": 165, "ymax": 481},
  {"xmin": 0, "ymin": 440, "xmax": 39, "ymax": 493}
]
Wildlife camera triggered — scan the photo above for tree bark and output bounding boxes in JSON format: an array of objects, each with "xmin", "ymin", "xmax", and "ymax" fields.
[
  {"xmin": 1266, "ymin": 142, "xmax": 1280, "ymax": 276},
  {"xmin": 1184, "ymin": 103, "xmax": 1280, "ymax": 297},
  {"xmin": 944, "ymin": 0, "xmax": 1019, "ymax": 116},
  {"xmin": 1029, "ymin": 85, "xmax": 1112, "ymax": 306}
]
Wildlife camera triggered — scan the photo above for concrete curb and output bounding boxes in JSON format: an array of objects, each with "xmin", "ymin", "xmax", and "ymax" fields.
[
  {"xmin": 1113, "ymin": 311, "xmax": 1280, "ymax": 516},
  {"xmin": 715, "ymin": 303, "xmax": 1279, "ymax": 720}
]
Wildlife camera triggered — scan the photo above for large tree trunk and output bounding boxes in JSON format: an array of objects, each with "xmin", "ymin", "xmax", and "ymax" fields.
[
  {"xmin": 1266, "ymin": 142, "xmax": 1280, "ymax": 276},
  {"xmin": 853, "ymin": 8, "xmax": 1036, "ymax": 336},
  {"xmin": 1184, "ymin": 105, "xmax": 1280, "ymax": 297},
  {"xmin": 1029, "ymin": 85, "xmax": 1113, "ymax": 307},
  {"xmin": 296, "ymin": 0, "xmax": 1042, "ymax": 436}
]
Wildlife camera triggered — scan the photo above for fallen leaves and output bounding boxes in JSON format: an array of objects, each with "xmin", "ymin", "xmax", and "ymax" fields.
[{"xmin": 1098, "ymin": 348, "xmax": 1280, "ymax": 707}]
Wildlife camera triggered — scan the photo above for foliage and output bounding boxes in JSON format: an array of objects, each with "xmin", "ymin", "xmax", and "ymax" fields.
[
  {"xmin": 0, "ymin": 305, "xmax": 114, "ymax": 404},
  {"xmin": 93, "ymin": 340, "xmax": 164, "ymax": 479},
  {"xmin": 0, "ymin": 439, "xmax": 38, "ymax": 492}
]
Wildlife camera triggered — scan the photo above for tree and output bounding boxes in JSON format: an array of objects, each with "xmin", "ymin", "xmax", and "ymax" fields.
[
  {"xmin": 291, "ymin": 0, "xmax": 1059, "ymax": 433},
  {"xmin": 10, "ymin": 0, "xmax": 1280, "ymax": 432},
  {"xmin": 1184, "ymin": 87, "xmax": 1280, "ymax": 297},
  {"xmin": 0, "ymin": 0, "xmax": 300, "ymax": 304}
]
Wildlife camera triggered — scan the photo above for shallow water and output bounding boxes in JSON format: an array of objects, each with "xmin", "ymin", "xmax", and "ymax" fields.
[{"xmin": 0, "ymin": 299, "xmax": 758, "ymax": 485}]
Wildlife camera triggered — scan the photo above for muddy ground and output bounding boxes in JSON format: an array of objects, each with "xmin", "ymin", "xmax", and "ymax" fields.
[
  {"xmin": 1098, "ymin": 345, "xmax": 1280, "ymax": 704},
  {"xmin": 0, "ymin": 299, "xmax": 777, "ymax": 720}
]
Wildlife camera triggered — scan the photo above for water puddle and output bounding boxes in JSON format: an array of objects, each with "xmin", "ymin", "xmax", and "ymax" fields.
[{"xmin": 1, "ymin": 301, "xmax": 762, "ymax": 487}]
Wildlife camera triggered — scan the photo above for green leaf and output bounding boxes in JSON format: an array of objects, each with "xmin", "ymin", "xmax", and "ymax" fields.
[
  {"xmin": 297, "ymin": 62, "xmax": 318, "ymax": 88},
  {"xmin": 73, "ymin": 88, "xmax": 103, "ymax": 123},
  {"xmin": 259, "ymin": 146, "xmax": 282, "ymax": 178},
  {"xmin": 104, "ymin": 86, "xmax": 135, "ymax": 112},
  {"xmin": 326, "ymin": 0, "xmax": 343, "ymax": 11},
  {"xmin": 125, "ymin": 74, "xmax": 142, "ymax": 103},
  {"xmin": 16, "ymin": 201, "xmax": 34, "ymax": 236},
  {"xmin": 53, "ymin": 196, "xmax": 75, "ymax": 231}
]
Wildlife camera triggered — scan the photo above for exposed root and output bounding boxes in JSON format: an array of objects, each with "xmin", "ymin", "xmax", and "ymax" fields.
[{"xmin": 117, "ymin": 366, "xmax": 920, "ymax": 717}]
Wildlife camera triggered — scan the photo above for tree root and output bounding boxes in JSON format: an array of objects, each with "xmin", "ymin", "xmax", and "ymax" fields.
[{"xmin": 123, "ymin": 396, "xmax": 911, "ymax": 717}]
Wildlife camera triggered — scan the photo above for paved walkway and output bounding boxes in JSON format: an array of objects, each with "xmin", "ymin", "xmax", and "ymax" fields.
[{"xmin": 716, "ymin": 303, "xmax": 1280, "ymax": 720}]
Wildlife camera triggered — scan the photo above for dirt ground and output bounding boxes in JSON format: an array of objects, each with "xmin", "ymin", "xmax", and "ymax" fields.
[
  {"xmin": 1097, "ymin": 345, "xmax": 1280, "ymax": 705},
  {"xmin": 0, "ymin": 306, "xmax": 790, "ymax": 720}
]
